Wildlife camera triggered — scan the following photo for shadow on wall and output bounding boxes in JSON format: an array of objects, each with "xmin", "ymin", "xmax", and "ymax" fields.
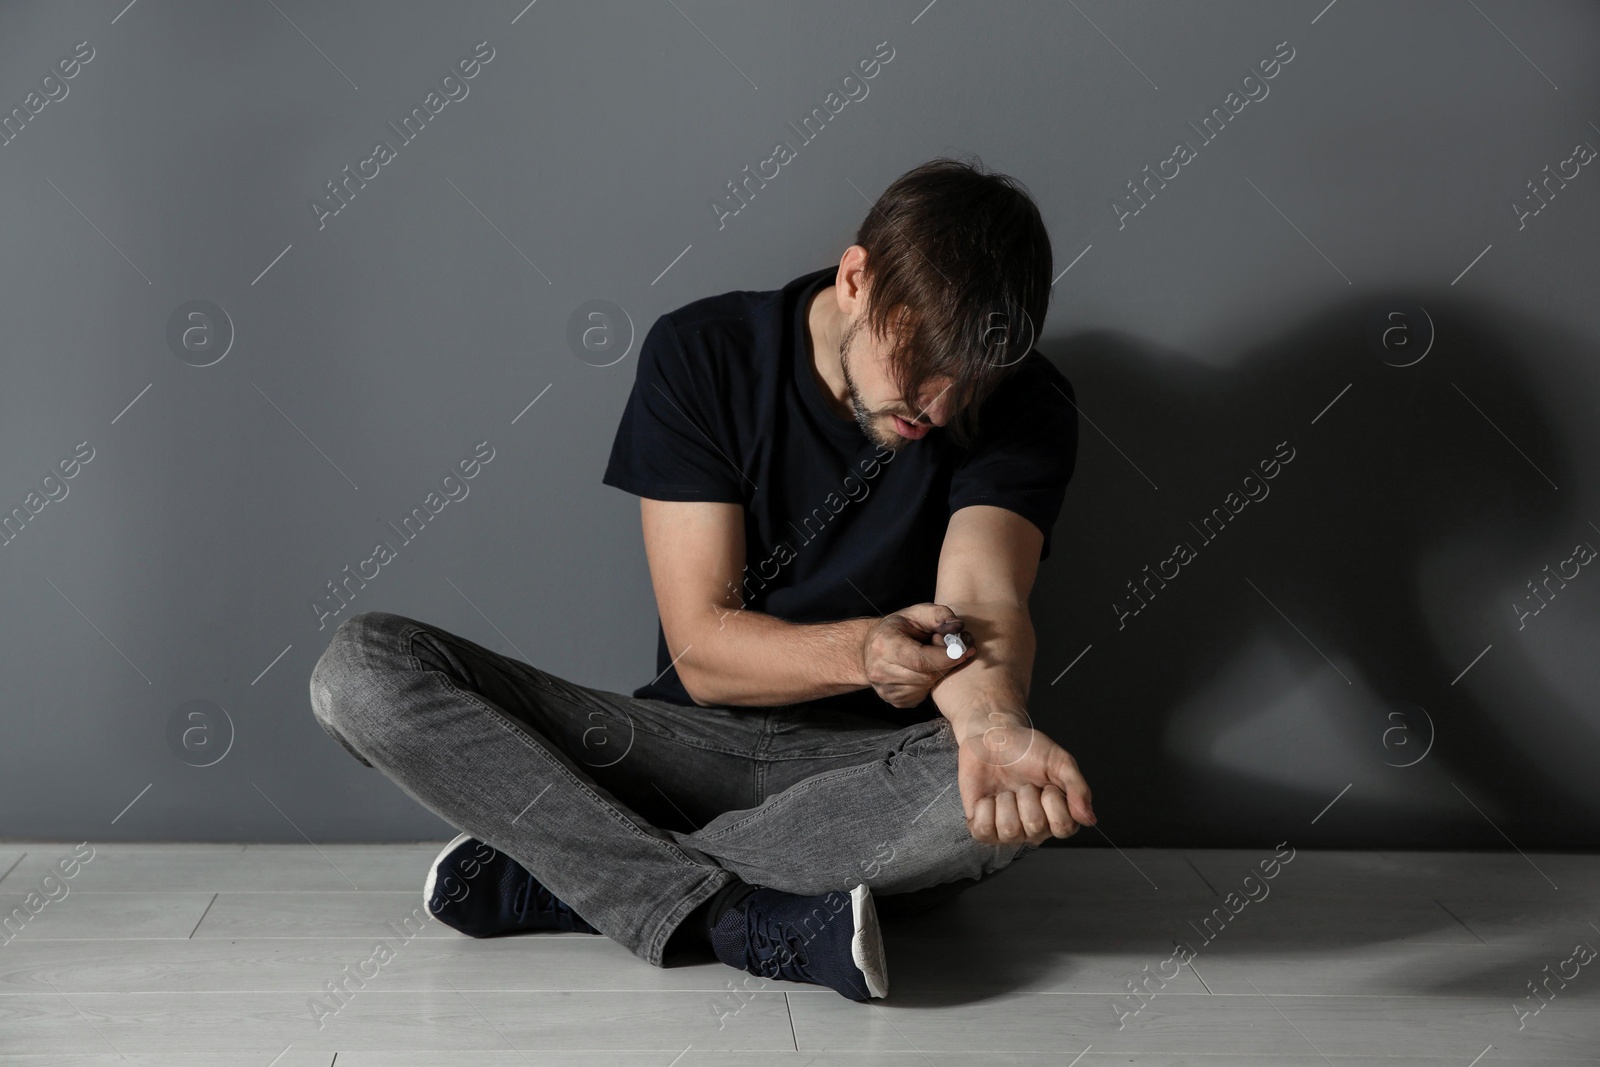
[{"xmin": 1030, "ymin": 292, "xmax": 1598, "ymax": 850}]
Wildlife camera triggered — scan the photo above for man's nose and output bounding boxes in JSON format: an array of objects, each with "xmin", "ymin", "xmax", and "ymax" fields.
[{"xmin": 916, "ymin": 382, "xmax": 956, "ymax": 425}]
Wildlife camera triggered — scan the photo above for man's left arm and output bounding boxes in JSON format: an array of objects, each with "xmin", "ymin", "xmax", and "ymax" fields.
[
  {"xmin": 929, "ymin": 504, "xmax": 1040, "ymax": 737},
  {"xmin": 930, "ymin": 504, "xmax": 1097, "ymax": 845}
]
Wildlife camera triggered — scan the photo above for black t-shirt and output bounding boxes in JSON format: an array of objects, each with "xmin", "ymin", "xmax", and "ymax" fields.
[{"xmin": 602, "ymin": 265, "xmax": 1078, "ymax": 725}]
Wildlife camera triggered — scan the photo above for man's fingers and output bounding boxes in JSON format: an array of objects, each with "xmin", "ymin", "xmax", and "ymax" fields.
[
  {"xmin": 890, "ymin": 603, "xmax": 958, "ymax": 634},
  {"xmin": 1015, "ymin": 784, "xmax": 1050, "ymax": 839},
  {"xmin": 1048, "ymin": 763, "xmax": 1097, "ymax": 826},
  {"xmin": 993, "ymin": 791, "xmax": 1023, "ymax": 843},
  {"xmin": 968, "ymin": 795, "xmax": 996, "ymax": 843},
  {"xmin": 886, "ymin": 633, "xmax": 972, "ymax": 678},
  {"xmin": 1069, "ymin": 786, "xmax": 1096, "ymax": 827},
  {"xmin": 1041, "ymin": 785, "xmax": 1078, "ymax": 838},
  {"xmin": 875, "ymin": 657, "xmax": 945, "ymax": 696}
]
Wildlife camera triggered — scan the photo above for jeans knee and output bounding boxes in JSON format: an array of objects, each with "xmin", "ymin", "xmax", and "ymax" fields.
[
  {"xmin": 308, "ymin": 610, "xmax": 415, "ymax": 766},
  {"xmin": 308, "ymin": 660, "xmax": 369, "ymax": 768},
  {"xmin": 312, "ymin": 611, "xmax": 414, "ymax": 698}
]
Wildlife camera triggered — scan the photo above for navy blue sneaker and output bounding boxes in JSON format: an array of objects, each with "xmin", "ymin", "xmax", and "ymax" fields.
[
  {"xmin": 424, "ymin": 833, "xmax": 599, "ymax": 937},
  {"xmin": 710, "ymin": 883, "xmax": 888, "ymax": 1001}
]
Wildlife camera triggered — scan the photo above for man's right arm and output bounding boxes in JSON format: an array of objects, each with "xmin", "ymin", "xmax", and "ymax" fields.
[{"xmin": 640, "ymin": 496, "xmax": 877, "ymax": 706}]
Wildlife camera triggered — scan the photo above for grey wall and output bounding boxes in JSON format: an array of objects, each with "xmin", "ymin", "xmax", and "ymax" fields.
[{"xmin": 2, "ymin": 0, "xmax": 1597, "ymax": 848}]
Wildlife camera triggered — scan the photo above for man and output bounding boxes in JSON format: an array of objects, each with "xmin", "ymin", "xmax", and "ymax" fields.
[{"xmin": 309, "ymin": 156, "xmax": 1096, "ymax": 1003}]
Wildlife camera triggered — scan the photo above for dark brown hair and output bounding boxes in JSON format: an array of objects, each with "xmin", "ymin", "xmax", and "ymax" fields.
[{"xmin": 852, "ymin": 155, "xmax": 1053, "ymax": 448}]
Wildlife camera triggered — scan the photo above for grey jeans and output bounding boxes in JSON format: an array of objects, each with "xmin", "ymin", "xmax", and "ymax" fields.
[{"xmin": 308, "ymin": 610, "xmax": 1032, "ymax": 966}]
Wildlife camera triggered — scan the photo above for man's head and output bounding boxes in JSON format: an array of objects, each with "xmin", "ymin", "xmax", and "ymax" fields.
[{"xmin": 827, "ymin": 156, "xmax": 1054, "ymax": 451}]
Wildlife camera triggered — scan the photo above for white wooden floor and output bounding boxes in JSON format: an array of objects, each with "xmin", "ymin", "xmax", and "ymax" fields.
[{"xmin": 0, "ymin": 844, "xmax": 1596, "ymax": 1065}]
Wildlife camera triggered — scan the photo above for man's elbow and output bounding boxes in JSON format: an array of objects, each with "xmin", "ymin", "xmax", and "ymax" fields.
[
  {"xmin": 671, "ymin": 646, "xmax": 721, "ymax": 707},
  {"xmin": 678, "ymin": 666, "xmax": 717, "ymax": 707},
  {"xmin": 656, "ymin": 602, "xmax": 725, "ymax": 706}
]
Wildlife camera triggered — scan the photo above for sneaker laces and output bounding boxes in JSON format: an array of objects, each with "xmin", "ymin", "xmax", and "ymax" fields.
[
  {"xmin": 511, "ymin": 876, "xmax": 538, "ymax": 923},
  {"xmin": 747, "ymin": 911, "xmax": 813, "ymax": 980},
  {"xmin": 512, "ymin": 875, "xmax": 596, "ymax": 933},
  {"xmin": 513, "ymin": 876, "xmax": 563, "ymax": 924}
]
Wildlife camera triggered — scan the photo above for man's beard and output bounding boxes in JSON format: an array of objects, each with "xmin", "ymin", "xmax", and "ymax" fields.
[{"xmin": 839, "ymin": 315, "xmax": 906, "ymax": 451}]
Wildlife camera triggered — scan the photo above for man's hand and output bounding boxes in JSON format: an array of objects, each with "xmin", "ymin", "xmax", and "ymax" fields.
[
  {"xmin": 954, "ymin": 715, "xmax": 1096, "ymax": 846},
  {"xmin": 861, "ymin": 603, "xmax": 975, "ymax": 708}
]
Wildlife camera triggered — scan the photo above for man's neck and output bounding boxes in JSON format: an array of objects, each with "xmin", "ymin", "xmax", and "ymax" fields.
[{"xmin": 805, "ymin": 284, "xmax": 851, "ymax": 419}]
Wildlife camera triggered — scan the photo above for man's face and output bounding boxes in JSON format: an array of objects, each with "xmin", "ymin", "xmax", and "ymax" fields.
[{"xmin": 837, "ymin": 311, "xmax": 956, "ymax": 452}]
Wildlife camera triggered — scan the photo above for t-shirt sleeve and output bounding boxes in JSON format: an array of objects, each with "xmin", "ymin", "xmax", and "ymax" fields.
[
  {"xmin": 947, "ymin": 356, "xmax": 1079, "ymax": 562},
  {"xmin": 601, "ymin": 315, "xmax": 747, "ymax": 503}
]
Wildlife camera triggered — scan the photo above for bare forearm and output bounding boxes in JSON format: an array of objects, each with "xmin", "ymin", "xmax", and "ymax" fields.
[
  {"xmin": 931, "ymin": 599, "xmax": 1035, "ymax": 734},
  {"xmin": 679, "ymin": 607, "xmax": 875, "ymax": 707}
]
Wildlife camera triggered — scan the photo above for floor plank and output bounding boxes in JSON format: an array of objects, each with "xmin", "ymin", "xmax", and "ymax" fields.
[
  {"xmin": 0, "ymin": 890, "xmax": 214, "ymax": 940},
  {"xmin": 189, "ymin": 891, "xmax": 453, "ymax": 940},
  {"xmin": 0, "ymin": 933, "xmax": 1206, "ymax": 997},
  {"xmin": 0, "ymin": 844, "xmax": 441, "ymax": 894},
  {"xmin": 0, "ymin": 990, "xmax": 794, "ymax": 1053},
  {"xmin": 325, "ymin": 1055, "xmax": 1600, "ymax": 1067},
  {"xmin": 1188, "ymin": 940, "xmax": 1600, "ymax": 998},
  {"xmin": 0, "ymin": 1056, "xmax": 331, "ymax": 1066}
]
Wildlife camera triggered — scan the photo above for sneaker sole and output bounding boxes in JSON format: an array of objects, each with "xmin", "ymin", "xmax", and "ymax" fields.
[
  {"xmin": 423, "ymin": 831, "xmax": 476, "ymax": 916},
  {"xmin": 849, "ymin": 882, "xmax": 889, "ymax": 999}
]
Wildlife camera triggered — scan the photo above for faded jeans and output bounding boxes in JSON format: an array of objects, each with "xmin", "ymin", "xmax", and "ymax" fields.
[{"xmin": 308, "ymin": 610, "xmax": 1033, "ymax": 966}]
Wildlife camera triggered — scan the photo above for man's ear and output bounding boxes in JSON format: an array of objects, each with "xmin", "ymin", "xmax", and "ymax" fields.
[{"xmin": 838, "ymin": 245, "xmax": 872, "ymax": 307}]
